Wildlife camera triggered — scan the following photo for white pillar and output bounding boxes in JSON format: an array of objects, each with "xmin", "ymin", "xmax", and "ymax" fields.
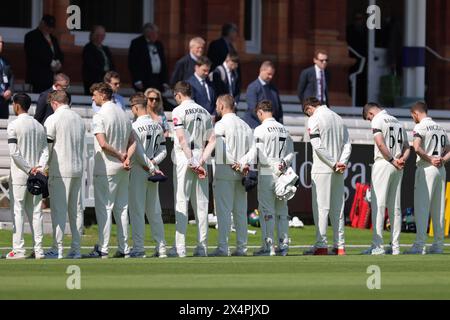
[{"xmin": 403, "ymin": 0, "xmax": 426, "ymax": 99}]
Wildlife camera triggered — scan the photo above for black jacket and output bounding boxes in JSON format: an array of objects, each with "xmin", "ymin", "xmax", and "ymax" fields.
[
  {"xmin": 128, "ymin": 35, "xmax": 168, "ymax": 91},
  {"xmin": 0, "ymin": 56, "xmax": 13, "ymax": 119},
  {"xmin": 24, "ymin": 29, "xmax": 64, "ymax": 93},
  {"xmin": 82, "ymin": 42, "xmax": 115, "ymax": 94},
  {"xmin": 210, "ymin": 64, "xmax": 241, "ymax": 101},
  {"xmin": 169, "ymin": 54, "xmax": 197, "ymax": 87},
  {"xmin": 297, "ymin": 66, "xmax": 330, "ymax": 105}
]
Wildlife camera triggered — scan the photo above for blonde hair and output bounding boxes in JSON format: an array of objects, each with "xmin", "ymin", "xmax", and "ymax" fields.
[
  {"xmin": 144, "ymin": 88, "xmax": 164, "ymax": 113},
  {"xmin": 189, "ymin": 37, "xmax": 206, "ymax": 49}
]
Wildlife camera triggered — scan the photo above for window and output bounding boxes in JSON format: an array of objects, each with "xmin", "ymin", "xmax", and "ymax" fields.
[
  {"xmin": 71, "ymin": 0, "xmax": 154, "ymax": 48},
  {"xmin": 0, "ymin": 0, "xmax": 42, "ymax": 43},
  {"xmin": 244, "ymin": 0, "xmax": 262, "ymax": 54},
  {"xmin": 0, "ymin": 0, "xmax": 32, "ymax": 28},
  {"xmin": 70, "ymin": 0, "xmax": 143, "ymax": 33}
]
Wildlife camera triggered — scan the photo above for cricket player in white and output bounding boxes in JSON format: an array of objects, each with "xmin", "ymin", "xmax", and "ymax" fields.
[
  {"xmin": 43, "ymin": 91, "xmax": 85, "ymax": 259},
  {"xmin": 128, "ymin": 93, "xmax": 168, "ymax": 258},
  {"xmin": 362, "ymin": 102, "xmax": 410, "ymax": 255},
  {"xmin": 169, "ymin": 81, "xmax": 215, "ymax": 258},
  {"xmin": 211, "ymin": 94, "xmax": 254, "ymax": 257},
  {"xmin": 6, "ymin": 93, "xmax": 49, "ymax": 260},
  {"xmin": 246, "ymin": 100, "xmax": 294, "ymax": 256},
  {"xmin": 302, "ymin": 97, "xmax": 352, "ymax": 256},
  {"xmin": 405, "ymin": 101, "xmax": 450, "ymax": 254},
  {"xmin": 86, "ymin": 83, "xmax": 133, "ymax": 258}
]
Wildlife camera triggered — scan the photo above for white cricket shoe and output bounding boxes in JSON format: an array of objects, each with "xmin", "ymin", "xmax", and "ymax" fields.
[
  {"xmin": 361, "ymin": 246, "xmax": 385, "ymax": 255},
  {"xmin": 385, "ymin": 246, "xmax": 400, "ymax": 255},
  {"xmin": 5, "ymin": 250, "xmax": 26, "ymax": 260}
]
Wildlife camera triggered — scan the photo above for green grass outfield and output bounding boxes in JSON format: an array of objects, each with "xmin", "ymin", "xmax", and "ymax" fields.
[{"xmin": 0, "ymin": 224, "xmax": 450, "ymax": 300}]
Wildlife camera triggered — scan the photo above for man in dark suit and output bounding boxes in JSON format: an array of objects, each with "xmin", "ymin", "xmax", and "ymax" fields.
[
  {"xmin": 207, "ymin": 23, "xmax": 238, "ymax": 70},
  {"xmin": 0, "ymin": 35, "xmax": 13, "ymax": 119},
  {"xmin": 24, "ymin": 15, "xmax": 64, "ymax": 94},
  {"xmin": 128, "ymin": 23, "xmax": 168, "ymax": 93},
  {"xmin": 209, "ymin": 53, "xmax": 241, "ymax": 101},
  {"xmin": 187, "ymin": 56, "xmax": 216, "ymax": 115},
  {"xmin": 297, "ymin": 50, "xmax": 330, "ymax": 106},
  {"xmin": 170, "ymin": 37, "xmax": 206, "ymax": 87},
  {"xmin": 34, "ymin": 73, "xmax": 70, "ymax": 125},
  {"xmin": 244, "ymin": 61, "xmax": 283, "ymax": 129},
  {"xmin": 82, "ymin": 25, "xmax": 115, "ymax": 95}
]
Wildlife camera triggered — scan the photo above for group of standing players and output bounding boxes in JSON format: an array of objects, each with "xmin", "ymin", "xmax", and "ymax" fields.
[{"xmin": 4, "ymin": 81, "xmax": 449, "ymax": 259}]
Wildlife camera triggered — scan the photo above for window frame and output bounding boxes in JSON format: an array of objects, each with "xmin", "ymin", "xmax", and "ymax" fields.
[
  {"xmin": 245, "ymin": 0, "xmax": 262, "ymax": 54},
  {"xmin": 0, "ymin": 0, "xmax": 154, "ymax": 48}
]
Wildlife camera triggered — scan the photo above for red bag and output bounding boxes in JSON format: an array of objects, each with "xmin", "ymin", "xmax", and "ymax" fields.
[{"xmin": 349, "ymin": 183, "xmax": 372, "ymax": 229}]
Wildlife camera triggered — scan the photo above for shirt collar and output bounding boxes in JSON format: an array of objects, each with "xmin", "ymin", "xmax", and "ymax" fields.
[
  {"xmin": 136, "ymin": 114, "xmax": 150, "ymax": 121},
  {"xmin": 373, "ymin": 109, "xmax": 387, "ymax": 121},
  {"xmin": 190, "ymin": 52, "xmax": 198, "ymax": 62},
  {"xmin": 258, "ymin": 77, "xmax": 267, "ymax": 86},
  {"xmin": 222, "ymin": 112, "xmax": 235, "ymax": 119},
  {"xmin": 18, "ymin": 113, "xmax": 29, "ymax": 118},
  {"xmin": 54, "ymin": 104, "xmax": 70, "ymax": 113},
  {"xmin": 420, "ymin": 117, "xmax": 432, "ymax": 123},
  {"xmin": 223, "ymin": 62, "xmax": 231, "ymax": 73},
  {"xmin": 194, "ymin": 73, "xmax": 205, "ymax": 83},
  {"xmin": 262, "ymin": 117, "xmax": 275, "ymax": 123},
  {"xmin": 314, "ymin": 64, "xmax": 322, "ymax": 74}
]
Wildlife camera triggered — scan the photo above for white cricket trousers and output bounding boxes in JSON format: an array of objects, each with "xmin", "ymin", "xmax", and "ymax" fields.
[
  {"xmin": 213, "ymin": 178, "xmax": 248, "ymax": 253},
  {"xmin": 9, "ymin": 183, "xmax": 43, "ymax": 255},
  {"xmin": 257, "ymin": 173, "xmax": 289, "ymax": 249},
  {"xmin": 94, "ymin": 170, "xmax": 130, "ymax": 254},
  {"xmin": 371, "ymin": 160, "xmax": 403, "ymax": 250},
  {"xmin": 48, "ymin": 176, "xmax": 83, "ymax": 253},
  {"xmin": 173, "ymin": 155, "xmax": 209, "ymax": 253},
  {"xmin": 129, "ymin": 166, "xmax": 166, "ymax": 253},
  {"xmin": 311, "ymin": 172, "xmax": 345, "ymax": 249},
  {"xmin": 414, "ymin": 165, "xmax": 446, "ymax": 249}
]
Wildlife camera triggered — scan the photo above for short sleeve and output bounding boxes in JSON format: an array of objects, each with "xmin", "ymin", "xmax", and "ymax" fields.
[
  {"xmin": 307, "ymin": 116, "xmax": 320, "ymax": 139},
  {"xmin": 92, "ymin": 114, "xmax": 105, "ymax": 135},
  {"xmin": 44, "ymin": 117, "xmax": 56, "ymax": 142},
  {"xmin": 412, "ymin": 123, "xmax": 425, "ymax": 140},
  {"xmin": 371, "ymin": 116, "xmax": 383, "ymax": 136},
  {"xmin": 172, "ymin": 108, "xmax": 184, "ymax": 130},
  {"xmin": 7, "ymin": 122, "xmax": 17, "ymax": 144},
  {"xmin": 214, "ymin": 121, "xmax": 225, "ymax": 137}
]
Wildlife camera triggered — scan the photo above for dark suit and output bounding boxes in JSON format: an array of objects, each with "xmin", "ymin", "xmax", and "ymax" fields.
[
  {"xmin": 244, "ymin": 79, "xmax": 283, "ymax": 129},
  {"xmin": 0, "ymin": 57, "xmax": 13, "ymax": 119},
  {"xmin": 82, "ymin": 42, "xmax": 115, "ymax": 95},
  {"xmin": 210, "ymin": 65, "xmax": 241, "ymax": 101},
  {"xmin": 297, "ymin": 66, "xmax": 330, "ymax": 105},
  {"xmin": 128, "ymin": 35, "xmax": 168, "ymax": 92},
  {"xmin": 187, "ymin": 75, "xmax": 216, "ymax": 115},
  {"xmin": 24, "ymin": 29, "xmax": 64, "ymax": 93},
  {"xmin": 207, "ymin": 37, "xmax": 235, "ymax": 70},
  {"xmin": 170, "ymin": 54, "xmax": 197, "ymax": 87}
]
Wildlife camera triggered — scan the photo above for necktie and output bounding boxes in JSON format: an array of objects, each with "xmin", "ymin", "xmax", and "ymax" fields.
[
  {"xmin": 201, "ymin": 79, "xmax": 211, "ymax": 102},
  {"xmin": 320, "ymin": 70, "xmax": 325, "ymax": 103},
  {"xmin": 228, "ymin": 71, "xmax": 234, "ymax": 95}
]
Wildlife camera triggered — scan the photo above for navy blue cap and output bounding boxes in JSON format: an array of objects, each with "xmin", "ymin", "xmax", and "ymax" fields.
[
  {"xmin": 27, "ymin": 172, "xmax": 49, "ymax": 198},
  {"xmin": 242, "ymin": 170, "xmax": 258, "ymax": 192},
  {"xmin": 148, "ymin": 173, "xmax": 168, "ymax": 183}
]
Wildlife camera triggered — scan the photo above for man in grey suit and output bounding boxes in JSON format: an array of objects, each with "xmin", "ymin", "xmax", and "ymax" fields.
[{"xmin": 297, "ymin": 50, "xmax": 330, "ymax": 106}]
